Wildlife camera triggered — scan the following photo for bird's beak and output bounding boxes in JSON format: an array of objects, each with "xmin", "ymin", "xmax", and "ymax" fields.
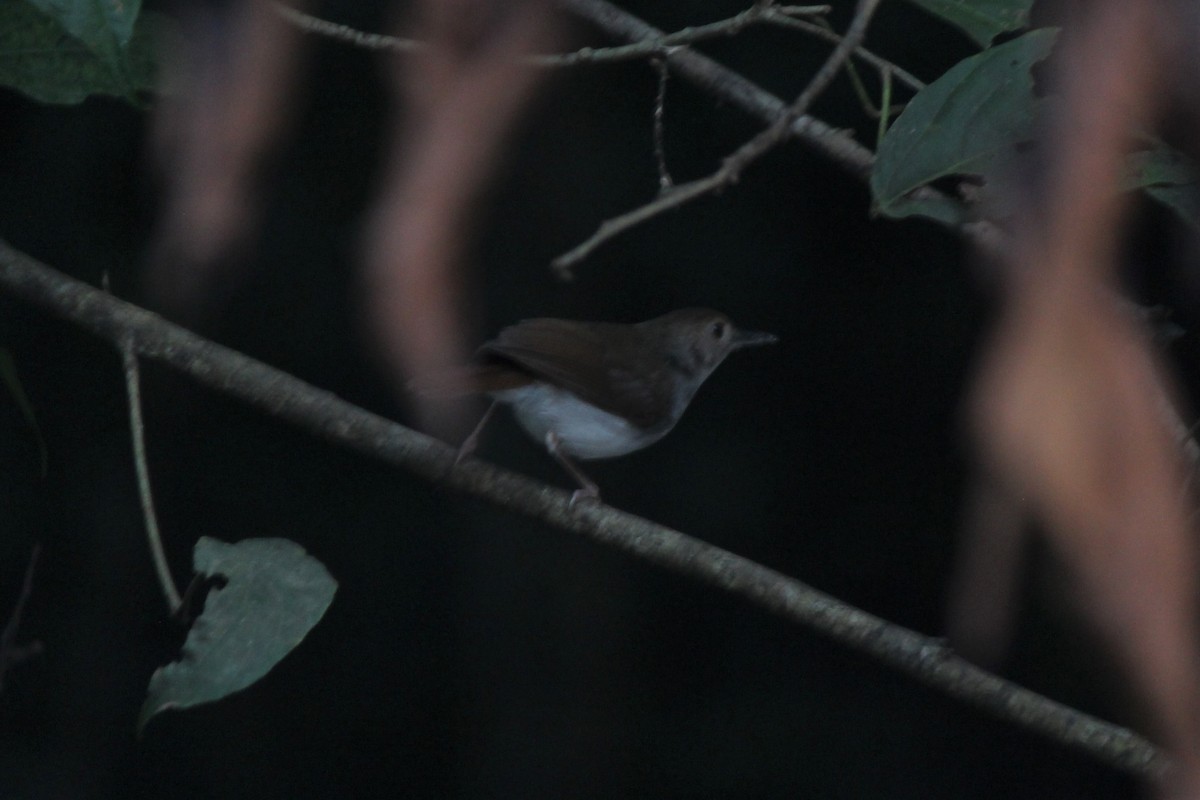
[{"xmin": 732, "ymin": 328, "xmax": 778, "ymax": 349}]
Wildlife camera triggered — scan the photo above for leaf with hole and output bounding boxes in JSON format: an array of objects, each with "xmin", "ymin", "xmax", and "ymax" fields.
[
  {"xmin": 871, "ymin": 29, "xmax": 1058, "ymax": 225},
  {"xmin": 139, "ymin": 537, "xmax": 337, "ymax": 732}
]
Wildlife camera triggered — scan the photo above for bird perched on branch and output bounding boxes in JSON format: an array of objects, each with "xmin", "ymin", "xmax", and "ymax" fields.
[{"xmin": 411, "ymin": 308, "xmax": 777, "ymax": 505}]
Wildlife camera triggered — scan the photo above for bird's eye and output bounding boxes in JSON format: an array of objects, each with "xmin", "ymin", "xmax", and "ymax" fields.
[{"xmin": 710, "ymin": 321, "xmax": 726, "ymax": 339}]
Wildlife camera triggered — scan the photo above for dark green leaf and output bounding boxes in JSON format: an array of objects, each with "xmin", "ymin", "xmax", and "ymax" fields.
[
  {"xmin": 906, "ymin": 0, "xmax": 1033, "ymax": 47},
  {"xmin": 871, "ymin": 29, "xmax": 1058, "ymax": 225},
  {"xmin": 0, "ymin": 3, "xmax": 163, "ymax": 105},
  {"xmin": 0, "ymin": 349, "xmax": 47, "ymax": 476},
  {"xmin": 139, "ymin": 538, "xmax": 338, "ymax": 732}
]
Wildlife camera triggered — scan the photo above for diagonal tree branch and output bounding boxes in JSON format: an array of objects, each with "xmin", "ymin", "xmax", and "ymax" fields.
[{"xmin": 0, "ymin": 238, "xmax": 1166, "ymax": 779}]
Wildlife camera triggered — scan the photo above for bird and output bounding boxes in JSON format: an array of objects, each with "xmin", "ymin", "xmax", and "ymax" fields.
[{"xmin": 411, "ymin": 308, "xmax": 777, "ymax": 504}]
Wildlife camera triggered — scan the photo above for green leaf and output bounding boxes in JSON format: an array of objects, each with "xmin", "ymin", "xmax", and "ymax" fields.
[
  {"xmin": 871, "ymin": 28, "xmax": 1058, "ymax": 225},
  {"xmin": 0, "ymin": 3, "xmax": 163, "ymax": 105},
  {"xmin": 139, "ymin": 538, "xmax": 338, "ymax": 732},
  {"xmin": 1122, "ymin": 145, "xmax": 1200, "ymax": 230},
  {"xmin": 0, "ymin": 349, "xmax": 47, "ymax": 476},
  {"xmin": 906, "ymin": 0, "xmax": 1033, "ymax": 47},
  {"xmin": 26, "ymin": 0, "xmax": 142, "ymax": 66}
]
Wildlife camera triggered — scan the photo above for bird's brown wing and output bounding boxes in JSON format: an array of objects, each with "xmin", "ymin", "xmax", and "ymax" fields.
[{"xmin": 480, "ymin": 318, "xmax": 671, "ymax": 428}]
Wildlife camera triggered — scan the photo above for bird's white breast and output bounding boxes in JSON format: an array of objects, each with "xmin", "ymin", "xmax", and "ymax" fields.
[{"xmin": 493, "ymin": 383, "xmax": 670, "ymax": 460}]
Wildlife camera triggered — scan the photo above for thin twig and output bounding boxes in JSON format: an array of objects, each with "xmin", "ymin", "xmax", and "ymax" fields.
[
  {"xmin": 120, "ymin": 335, "xmax": 182, "ymax": 613},
  {"xmin": 0, "ymin": 543, "xmax": 43, "ymax": 694},
  {"xmin": 652, "ymin": 58, "xmax": 673, "ymax": 191},
  {"xmin": 553, "ymin": 0, "xmax": 991, "ymax": 257},
  {"xmin": 274, "ymin": 1, "xmax": 832, "ymax": 67},
  {"xmin": 273, "ymin": 0, "xmax": 915, "ymax": 90},
  {"xmin": 280, "ymin": 0, "xmax": 950, "ymax": 242},
  {"xmin": 837, "ymin": 37, "xmax": 906, "ymax": 122},
  {"xmin": 841, "ymin": 50, "xmax": 884, "ymax": 117},
  {"xmin": 552, "ymin": 0, "xmax": 882, "ymax": 276},
  {"xmin": 876, "ymin": 65, "xmax": 892, "ymax": 149},
  {"xmin": 0, "ymin": 240, "xmax": 1167, "ymax": 780},
  {"xmin": 767, "ymin": 14, "xmax": 925, "ymax": 92},
  {"xmin": 555, "ymin": 0, "xmax": 872, "ymax": 171},
  {"xmin": 273, "ymin": 3, "xmax": 422, "ymax": 53}
]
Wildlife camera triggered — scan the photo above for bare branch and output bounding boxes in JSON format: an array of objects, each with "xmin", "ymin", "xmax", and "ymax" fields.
[
  {"xmin": 274, "ymin": 1, "xmax": 833, "ymax": 67},
  {"xmin": 273, "ymin": 2, "xmax": 421, "ymax": 53},
  {"xmin": 552, "ymin": 0, "xmax": 882, "ymax": 276},
  {"xmin": 278, "ymin": 0, "xmax": 971, "ymax": 264},
  {"xmin": 0, "ymin": 239, "xmax": 1168, "ymax": 780},
  {"xmin": 553, "ymin": 0, "xmax": 980, "ymax": 252},
  {"xmin": 277, "ymin": 0, "xmax": 965, "ymax": 255},
  {"xmin": 556, "ymin": 0, "xmax": 870, "ymax": 172},
  {"xmin": 274, "ymin": 0, "xmax": 908, "ymax": 87},
  {"xmin": 651, "ymin": 58, "xmax": 673, "ymax": 191},
  {"xmin": 767, "ymin": 15, "xmax": 924, "ymax": 93}
]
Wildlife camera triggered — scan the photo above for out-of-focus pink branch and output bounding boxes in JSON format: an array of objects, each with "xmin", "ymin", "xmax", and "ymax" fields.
[
  {"xmin": 966, "ymin": 2, "xmax": 1200, "ymax": 794},
  {"xmin": 146, "ymin": 0, "xmax": 305, "ymax": 315},
  {"xmin": 364, "ymin": 0, "xmax": 556, "ymax": 437}
]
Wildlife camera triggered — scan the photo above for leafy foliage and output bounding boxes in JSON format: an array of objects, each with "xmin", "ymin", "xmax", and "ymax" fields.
[{"xmin": 872, "ymin": 27, "xmax": 1198, "ymax": 228}]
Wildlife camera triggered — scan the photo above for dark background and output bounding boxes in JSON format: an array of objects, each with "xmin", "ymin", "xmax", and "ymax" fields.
[{"xmin": 0, "ymin": 0, "xmax": 1186, "ymax": 797}]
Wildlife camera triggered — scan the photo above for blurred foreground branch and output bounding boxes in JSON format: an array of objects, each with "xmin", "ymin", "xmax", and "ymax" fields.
[
  {"xmin": 363, "ymin": 0, "xmax": 554, "ymax": 438},
  {"xmin": 966, "ymin": 2, "xmax": 1200, "ymax": 792},
  {"xmin": 0, "ymin": 239, "xmax": 1167, "ymax": 779}
]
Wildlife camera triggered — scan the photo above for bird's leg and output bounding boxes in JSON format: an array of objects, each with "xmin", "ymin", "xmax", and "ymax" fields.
[
  {"xmin": 455, "ymin": 400, "xmax": 499, "ymax": 466},
  {"xmin": 544, "ymin": 431, "xmax": 600, "ymax": 506}
]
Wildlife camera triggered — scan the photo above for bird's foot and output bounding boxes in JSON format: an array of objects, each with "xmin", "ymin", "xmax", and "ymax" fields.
[
  {"xmin": 546, "ymin": 432, "xmax": 603, "ymax": 508},
  {"xmin": 568, "ymin": 486, "xmax": 601, "ymax": 509},
  {"xmin": 454, "ymin": 400, "xmax": 498, "ymax": 466}
]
